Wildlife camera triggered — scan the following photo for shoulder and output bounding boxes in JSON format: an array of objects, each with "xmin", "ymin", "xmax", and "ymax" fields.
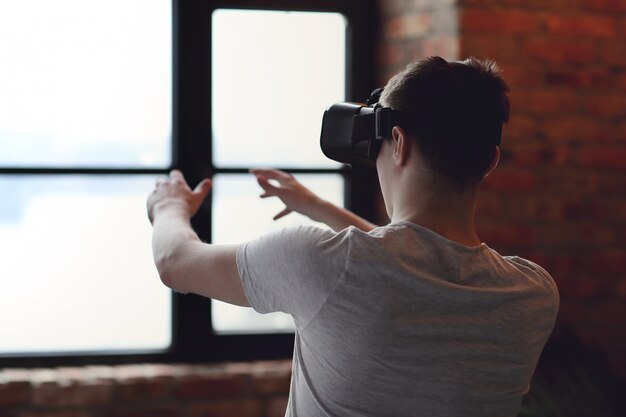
[
  {"xmin": 503, "ymin": 256, "xmax": 560, "ymax": 307},
  {"xmin": 248, "ymin": 224, "xmax": 353, "ymax": 248},
  {"xmin": 237, "ymin": 224, "xmax": 356, "ymax": 266}
]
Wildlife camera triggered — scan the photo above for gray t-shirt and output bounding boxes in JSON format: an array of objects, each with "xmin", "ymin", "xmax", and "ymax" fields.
[{"xmin": 236, "ymin": 221, "xmax": 559, "ymax": 417}]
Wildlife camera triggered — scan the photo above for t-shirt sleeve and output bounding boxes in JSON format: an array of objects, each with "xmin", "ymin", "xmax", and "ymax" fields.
[
  {"xmin": 505, "ymin": 256, "xmax": 560, "ymax": 312},
  {"xmin": 236, "ymin": 225, "xmax": 352, "ymax": 328}
]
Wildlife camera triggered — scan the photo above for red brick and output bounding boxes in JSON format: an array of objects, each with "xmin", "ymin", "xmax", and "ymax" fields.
[
  {"xmin": 502, "ymin": 115, "xmax": 538, "ymax": 141},
  {"xmin": 523, "ymin": 38, "xmax": 596, "ymax": 64},
  {"xmin": 619, "ymin": 17, "xmax": 626, "ymax": 37},
  {"xmin": 537, "ymin": 169, "xmax": 603, "ymax": 194},
  {"xmin": 186, "ymin": 398, "xmax": 263, "ymax": 417},
  {"xmin": 564, "ymin": 302, "xmax": 626, "ymax": 334},
  {"xmin": 251, "ymin": 373, "xmax": 290, "ymax": 396},
  {"xmin": 477, "ymin": 224, "xmax": 536, "ymax": 248},
  {"xmin": 544, "ymin": 70, "xmax": 613, "ymax": 89},
  {"xmin": 114, "ymin": 377, "xmax": 169, "ymax": 403},
  {"xmin": 512, "ymin": 197, "xmax": 561, "ymax": 222},
  {"xmin": 420, "ymin": 36, "xmax": 459, "ymax": 60},
  {"xmin": 581, "ymin": 0, "xmax": 626, "ymax": 13},
  {"xmin": 173, "ymin": 375, "xmax": 245, "ymax": 401},
  {"xmin": 0, "ymin": 381, "xmax": 30, "ymax": 406},
  {"xmin": 482, "ymin": 169, "xmax": 538, "ymax": 193},
  {"xmin": 377, "ymin": 0, "xmax": 408, "ymax": 17},
  {"xmin": 460, "ymin": 9, "xmax": 540, "ymax": 35},
  {"xmin": 31, "ymin": 381, "xmax": 112, "ymax": 408},
  {"xmin": 510, "ymin": 90, "xmax": 580, "ymax": 116},
  {"xmin": 544, "ymin": 14, "xmax": 617, "ymax": 38},
  {"xmin": 561, "ymin": 200, "xmax": 605, "ymax": 221},
  {"xmin": 432, "ymin": 6, "xmax": 460, "ymax": 33},
  {"xmin": 590, "ymin": 250, "xmax": 626, "ymax": 275},
  {"xmin": 462, "ymin": 0, "xmax": 580, "ymax": 11},
  {"xmin": 506, "ymin": 141, "xmax": 563, "ymax": 166},
  {"xmin": 383, "ymin": 12, "xmax": 432, "ymax": 40},
  {"xmin": 266, "ymin": 396, "xmax": 290, "ymax": 417},
  {"xmin": 575, "ymin": 147, "xmax": 626, "ymax": 171},
  {"xmin": 540, "ymin": 117, "xmax": 598, "ymax": 142},
  {"xmin": 543, "ymin": 255, "xmax": 578, "ymax": 278},
  {"xmin": 617, "ymin": 72, "xmax": 626, "ymax": 91},
  {"xmin": 597, "ymin": 173, "xmax": 626, "ymax": 194},
  {"xmin": 558, "ymin": 275, "xmax": 608, "ymax": 301},
  {"xmin": 377, "ymin": 42, "xmax": 406, "ymax": 69},
  {"xmin": 459, "ymin": 35, "xmax": 519, "ymax": 62},
  {"xmin": 405, "ymin": 0, "xmax": 456, "ymax": 10},
  {"xmin": 583, "ymin": 94, "xmax": 626, "ymax": 118},
  {"xmin": 579, "ymin": 224, "xmax": 616, "ymax": 246},
  {"xmin": 104, "ymin": 407, "xmax": 179, "ymax": 417},
  {"xmin": 409, "ymin": 36, "xmax": 460, "ymax": 61},
  {"xmin": 497, "ymin": 64, "xmax": 544, "ymax": 89},
  {"xmin": 600, "ymin": 41, "xmax": 626, "ymax": 67},
  {"xmin": 617, "ymin": 278, "xmax": 626, "ymax": 299},
  {"xmin": 537, "ymin": 223, "xmax": 615, "ymax": 249},
  {"xmin": 16, "ymin": 412, "xmax": 93, "ymax": 417}
]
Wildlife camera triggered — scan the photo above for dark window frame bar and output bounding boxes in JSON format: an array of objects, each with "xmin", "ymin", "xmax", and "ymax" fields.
[{"xmin": 0, "ymin": 0, "xmax": 377, "ymax": 368}]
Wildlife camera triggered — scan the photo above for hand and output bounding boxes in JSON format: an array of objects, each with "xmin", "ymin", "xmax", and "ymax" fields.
[
  {"xmin": 250, "ymin": 168, "xmax": 322, "ymax": 221},
  {"xmin": 147, "ymin": 170, "xmax": 212, "ymax": 224}
]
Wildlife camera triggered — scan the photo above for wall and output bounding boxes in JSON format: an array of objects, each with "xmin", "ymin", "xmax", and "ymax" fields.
[
  {"xmin": 378, "ymin": 0, "xmax": 626, "ymax": 378},
  {"xmin": 0, "ymin": 361, "xmax": 291, "ymax": 417}
]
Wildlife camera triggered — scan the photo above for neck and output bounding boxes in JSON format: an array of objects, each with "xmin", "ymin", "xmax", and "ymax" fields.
[{"xmin": 389, "ymin": 175, "xmax": 481, "ymax": 247}]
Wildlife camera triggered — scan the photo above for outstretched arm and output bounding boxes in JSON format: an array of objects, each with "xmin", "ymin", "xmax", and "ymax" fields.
[
  {"xmin": 250, "ymin": 168, "xmax": 378, "ymax": 232},
  {"xmin": 147, "ymin": 170, "xmax": 249, "ymax": 306}
]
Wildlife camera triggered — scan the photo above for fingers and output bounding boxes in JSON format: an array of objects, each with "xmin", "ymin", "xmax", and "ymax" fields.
[
  {"xmin": 169, "ymin": 169, "xmax": 185, "ymax": 181},
  {"xmin": 154, "ymin": 170, "xmax": 186, "ymax": 188},
  {"xmin": 250, "ymin": 168, "xmax": 292, "ymax": 183},
  {"xmin": 193, "ymin": 178, "xmax": 212, "ymax": 198},
  {"xmin": 255, "ymin": 175, "xmax": 281, "ymax": 197},
  {"xmin": 273, "ymin": 207, "xmax": 292, "ymax": 221},
  {"xmin": 155, "ymin": 176, "xmax": 168, "ymax": 188}
]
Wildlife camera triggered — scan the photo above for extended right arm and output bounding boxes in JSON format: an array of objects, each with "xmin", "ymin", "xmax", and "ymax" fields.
[{"xmin": 250, "ymin": 169, "xmax": 378, "ymax": 232}]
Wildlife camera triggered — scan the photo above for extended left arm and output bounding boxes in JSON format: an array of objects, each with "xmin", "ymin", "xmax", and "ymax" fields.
[{"xmin": 147, "ymin": 170, "xmax": 250, "ymax": 307}]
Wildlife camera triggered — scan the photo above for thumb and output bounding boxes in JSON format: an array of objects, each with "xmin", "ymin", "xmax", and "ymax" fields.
[{"xmin": 193, "ymin": 178, "xmax": 212, "ymax": 199}]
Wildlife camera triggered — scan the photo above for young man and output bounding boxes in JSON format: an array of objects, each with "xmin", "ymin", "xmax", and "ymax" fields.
[{"xmin": 147, "ymin": 57, "xmax": 559, "ymax": 417}]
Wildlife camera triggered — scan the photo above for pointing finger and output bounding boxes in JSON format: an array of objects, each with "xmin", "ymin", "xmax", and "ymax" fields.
[
  {"xmin": 256, "ymin": 175, "xmax": 280, "ymax": 195},
  {"xmin": 273, "ymin": 207, "xmax": 292, "ymax": 221},
  {"xmin": 193, "ymin": 178, "xmax": 212, "ymax": 196},
  {"xmin": 250, "ymin": 168, "xmax": 292, "ymax": 182}
]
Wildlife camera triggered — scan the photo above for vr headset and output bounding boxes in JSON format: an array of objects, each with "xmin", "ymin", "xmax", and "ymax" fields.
[
  {"xmin": 320, "ymin": 88, "xmax": 396, "ymax": 167},
  {"xmin": 320, "ymin": 87, "xmax": 503, "ymax": 167}
]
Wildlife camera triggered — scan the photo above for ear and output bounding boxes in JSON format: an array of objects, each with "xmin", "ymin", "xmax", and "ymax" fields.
[
  {"xmin": 483, "ymin": 146, "xmax": 500, "ymax": 177},
  {"xmin": 391, "ymin": 126, "xmax": 410, "ymax": 167}
]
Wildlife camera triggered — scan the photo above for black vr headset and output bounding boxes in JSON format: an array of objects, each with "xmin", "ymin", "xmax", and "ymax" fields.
[
  {"xmin": 319, "ymin": 88, "xmax": 395, "ymax": 167},
  {"xmin": 319, "ymin": 87, "xmax": 503, "ymax": 167}
]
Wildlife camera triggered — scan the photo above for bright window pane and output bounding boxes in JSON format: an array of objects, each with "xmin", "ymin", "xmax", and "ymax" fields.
[
  {"xmin": 0, "ymin": 176, "xmax": 171, "ymax": 353},
  {"xmin": 0, "ymin": 0, "xmax": 172, "ymax": 167},
  {"xmin": 212, "ymin": 9, "xmax": 346, "ymax": 168},
  {"xmin": 211, "ymin": 173, "xmax": 344, "ymax": 333}
]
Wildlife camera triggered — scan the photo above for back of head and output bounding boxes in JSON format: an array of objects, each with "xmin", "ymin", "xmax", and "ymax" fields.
[{"xmin": 380, "ymin": 56, "xmax": 510, "ymax": 187}]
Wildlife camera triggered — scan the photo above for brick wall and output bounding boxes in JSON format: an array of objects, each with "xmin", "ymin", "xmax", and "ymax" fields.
[
  {"xmin": 378, "ymin": 0, "xmax": 626, "ymax": 378},
  {"xmin": 0, "ymin": 361, "xmax": 291, "ymax": 417},
  {"xmin": 378, "ymin": 0, "xmax": 459, "ymax": 81}
]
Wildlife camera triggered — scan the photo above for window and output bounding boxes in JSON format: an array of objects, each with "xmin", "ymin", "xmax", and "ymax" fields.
[
  {"xmin": 0, "ymin": 0, "xmax": 376, "ymax": 366},
  {"xmin": 210, "ymin": 9, "xmax": 346, "ymax": 333},
  {"xmin": 0, "ymin": 0, "xmax": 172, "ymax": 357}
]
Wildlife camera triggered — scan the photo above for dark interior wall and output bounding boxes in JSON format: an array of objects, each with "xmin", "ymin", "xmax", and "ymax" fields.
[{"xmin": 377, "ymin": 0, "xmax": 626, "ymax": 379}]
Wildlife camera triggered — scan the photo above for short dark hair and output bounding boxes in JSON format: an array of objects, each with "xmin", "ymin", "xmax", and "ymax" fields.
[{"xmin": 380, "ymin": 56, "xmax": 510, "ymax": 186}]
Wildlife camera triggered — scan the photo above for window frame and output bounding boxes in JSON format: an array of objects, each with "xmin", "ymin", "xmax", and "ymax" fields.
[{"xmin": 0, "ymin": 0, "xmax": 378, "ymax": 368}]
